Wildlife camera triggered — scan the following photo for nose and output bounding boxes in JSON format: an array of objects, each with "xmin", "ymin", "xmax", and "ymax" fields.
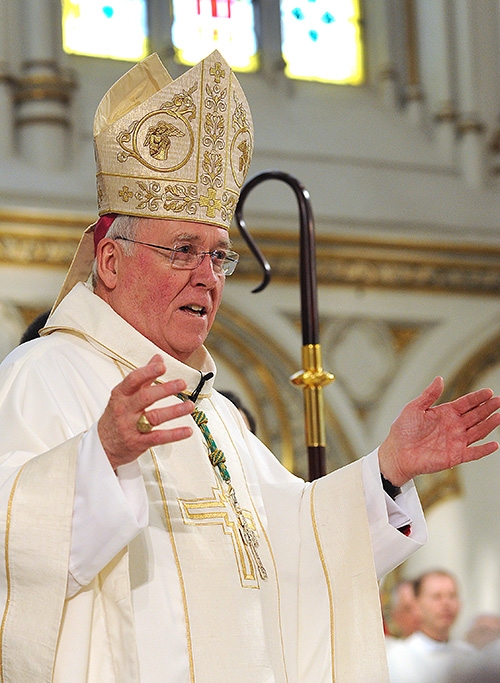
[{"xmin": 190, "ymin": 252, "xmax": 220, "ymax": 286}]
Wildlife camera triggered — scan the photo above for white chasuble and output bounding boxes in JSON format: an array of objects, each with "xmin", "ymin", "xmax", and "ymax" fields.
[
  {"xmin": 0, "ymin": 283, "xmax": 426, "ymax": 682},
  {"xmin": 139, "ymin": 433, "xmax": 285, "ymax": 682}
]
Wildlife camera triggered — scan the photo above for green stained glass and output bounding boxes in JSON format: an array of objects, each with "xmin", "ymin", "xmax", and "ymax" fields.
[
  {"xmin": 61, "ymin": 0, "xmax": 148, "ymax": 61},
  {"xmin": 281, "ymin": 0, "xmax": 364, "ymax": 84},
  {"xmin": 171, "ymin": 0, "xmax": 258, "ymax": 72}
]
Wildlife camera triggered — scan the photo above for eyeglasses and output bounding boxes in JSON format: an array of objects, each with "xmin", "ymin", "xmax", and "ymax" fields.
[{"xmin": 114, "ymin": 237, "xmax": 239, "ymax": 276}]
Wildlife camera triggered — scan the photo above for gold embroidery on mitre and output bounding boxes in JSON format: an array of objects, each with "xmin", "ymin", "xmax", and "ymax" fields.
[
  {"xmin": 231, "ymin": 93, "xmax": 252, "ymax": 189},
  {"xmin": 115, "ymin": 83, "xmax": 197, "ymax": 173},
  {"xmin": 94, "ymin": 51, "xmax": 253, "ymax": 230}
]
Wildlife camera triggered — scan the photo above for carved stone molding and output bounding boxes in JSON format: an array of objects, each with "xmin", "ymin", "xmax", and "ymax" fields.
[
  {"xmin": 1, "ymin": 212, "xmax": 500, "ymax": 295},
  {"xmin": 456, "ymin": 116, "xmax": 486, "ymax": 137},
  {"xmin": 232, "ymin": 231, "xmax": 500, "ymax": 295},
  {"xmin": 14, "ymin": 67, "xmax": 76, "ymax": 106},
  {"xmin": 0, "ymin": 210, "xmax": 85, "ymax": 267},
  {"xmin": 434, "ymin": 101, "xmax": 458, "ymax": 125},
  {"xmin": 0, "ymin": 64, "xmax": 14, "ymax": 87}
]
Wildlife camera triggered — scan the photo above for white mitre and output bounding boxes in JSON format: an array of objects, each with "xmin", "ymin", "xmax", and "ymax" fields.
[{"xmin": 54, "ymin": 50, "xmax": 253, "ymax": 309}]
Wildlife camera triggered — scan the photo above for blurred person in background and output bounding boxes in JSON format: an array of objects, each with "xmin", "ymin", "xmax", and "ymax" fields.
[
  {"xmin": 464, "ymin": 613, "xmax": 500, "ymax": 650},
  {"xmin": 385, "ymin": 579, "xmax": 421, "ymax": 652},
  {"xmin": 387, "ymin": 569, "xmax": 472, "ymax": 683}
]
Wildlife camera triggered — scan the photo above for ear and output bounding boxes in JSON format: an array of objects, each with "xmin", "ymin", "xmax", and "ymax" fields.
[{"xmin": 96, "ymin": 238, "xmax": 121, "ymax": 290}]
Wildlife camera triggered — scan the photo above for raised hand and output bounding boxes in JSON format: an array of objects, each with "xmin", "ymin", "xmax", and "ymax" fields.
[
  {"xmin": 98, "ymin": 354, "xmax": 194, "ymax": 470},
  {"xmin": 378, "ymin": 376, "xmax": 500, "ymax": 487}
]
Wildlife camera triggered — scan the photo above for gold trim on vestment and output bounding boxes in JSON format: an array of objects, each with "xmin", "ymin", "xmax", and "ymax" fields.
[
  {"xmin": 113, "ymin": 360, "xmax": 198, "ymax": 680},
  {"xmin": 179, "ymin": 482, "xmax": 260, "ymax": 587},
  {"xmin": 0, "ymin": 466, "xmax": 25, "ymax": 683},
  {"xmin": 150, "ymin": 448, "xmax": 196, "ymax": 683},
  {"xmin": 209, "ymin": 397, "xmax": 290, "ymax": 682},
  {"xmin": 310, "ymin": 481, "xmax": 335, "ymax": 682}
]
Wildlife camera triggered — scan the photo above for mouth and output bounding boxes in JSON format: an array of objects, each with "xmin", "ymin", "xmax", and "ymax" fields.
[{"xmin": 180, "ymin": 304, "xmax": 207, "ymax": 316}]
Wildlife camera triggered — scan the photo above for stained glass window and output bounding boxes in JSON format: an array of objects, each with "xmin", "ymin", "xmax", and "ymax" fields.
[
  {"xmin": 171, "ymin": 0, "xmax": 258, "ymax": 72},
  {"xmin": 280, "ymin": 0, "xmax": 364, "ymax": 84},
  {"xmin": 61, "ymin": 0, "xmax": 148, "ymax": 61}
]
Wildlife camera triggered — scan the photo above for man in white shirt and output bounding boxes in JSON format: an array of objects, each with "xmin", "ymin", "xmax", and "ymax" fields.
[{"xmin": 387, "ymin": 570, "xmax": 473, "ymax": 683}]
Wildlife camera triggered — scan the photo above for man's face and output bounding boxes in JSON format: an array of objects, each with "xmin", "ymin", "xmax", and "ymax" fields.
[
  {"xmin": 417, "ymin": 574, "xmax": 460, "ymax": 641},
  {"xmin": 392, "ymin": 583, "xmax": 420, "ymax": 638},
  {"xmin": 96, "ymin": 218, "xmax": 229, "ymax": 362}
]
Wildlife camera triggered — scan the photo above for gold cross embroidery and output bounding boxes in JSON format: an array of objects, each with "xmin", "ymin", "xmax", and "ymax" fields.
[
  {"xmin": 178, "ymin": 484, "xmax": 262, "ymax": 589},
  {"xmin": 119, "ymin": 185, "xmax": 134, "ymax": 202},
  {"xmin": 210, "ymin": 62, "xmax": 225, "ymax": 83},
  {"xmin": 199, "ymin": 187, "xmax": 222, "ymax": 218}
]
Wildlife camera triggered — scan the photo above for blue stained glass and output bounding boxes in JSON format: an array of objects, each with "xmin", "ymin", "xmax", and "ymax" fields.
[
  {"xmin": 281, "ymin": 0, "xmax": 364, "ymax": 84},
  {"xmin": 61, "ymin": 0, "xmax": 148, "ymax": 61}
]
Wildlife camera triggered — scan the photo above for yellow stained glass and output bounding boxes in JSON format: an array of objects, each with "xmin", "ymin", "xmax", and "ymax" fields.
[
  {"xmin": 171, "ymin": 0, "xmax": 258, "ymax": 72},
  {"xmin": 61, "ymin": 0, "xmax": 148, "ymax": 61},
  {"xmin": 281, "ymin": 0, "xmax": 364, "ymax": 84}
]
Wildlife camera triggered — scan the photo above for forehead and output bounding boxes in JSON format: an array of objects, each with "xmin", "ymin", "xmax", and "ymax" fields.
[
  {"xmin": 420, "ymin": 574, "xmax": 456, "ymax": 595},
  {"xmin": 137, "ymin": 218, "xmax": 231, "ymax": 246}
]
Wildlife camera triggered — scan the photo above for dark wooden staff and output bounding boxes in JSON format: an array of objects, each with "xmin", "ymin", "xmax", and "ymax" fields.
[{"xmin": 235, "ymin": 170, "xmax": 334, "ymax": 480}]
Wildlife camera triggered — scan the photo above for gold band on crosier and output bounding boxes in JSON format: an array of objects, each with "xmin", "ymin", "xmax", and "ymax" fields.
[
  {"xmin": 137, "ymin": 413, "xmax": 153, "ymax": 433},
  {"xmin": 290, "ymin": 344, "xmax": 335, "ymax": 448}
]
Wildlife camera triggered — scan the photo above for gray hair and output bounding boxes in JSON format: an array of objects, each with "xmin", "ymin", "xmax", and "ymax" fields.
[{"xmin": 90, "ymin": 215, "xmax": 141, "ymax": 289}]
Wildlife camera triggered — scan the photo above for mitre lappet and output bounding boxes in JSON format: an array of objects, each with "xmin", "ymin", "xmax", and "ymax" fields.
[{"xmin": 55, "ymin": 50, "xmax": 254, "ymax": 308}]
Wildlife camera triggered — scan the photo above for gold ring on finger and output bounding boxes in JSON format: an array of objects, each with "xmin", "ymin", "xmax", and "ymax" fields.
[{"xmin": 137, "ymin": 413, "xmax": 153, "ymax": 434}]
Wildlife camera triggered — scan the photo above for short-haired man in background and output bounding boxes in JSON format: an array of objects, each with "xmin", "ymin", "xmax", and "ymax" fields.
[{"xmin": 387, "ymin": 570, "xmax": 472, "ymax": 683}]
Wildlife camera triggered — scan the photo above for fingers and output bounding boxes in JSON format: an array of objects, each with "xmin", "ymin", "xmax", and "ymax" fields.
[
  {"xmin": 134, "ymin": 423, "xmax": 194, "ymax": 450},
  {"xmin": 114, "ymin": 355, "xmax": 188, "ymax": 416},
  {"xmin": 119, "ymin": 354, "xmax": 166, "ymax": 398},
  {"xmin": 135, "ymin": 378, "xmax": 189, "ymax": 415},
  {"xmin": 461, "ymin": 395, "xmax": 500, "ymax": 430},
  {"xmin": 466, "ymin": 412, "xmax": 500, "ymax": 446},
  {"xmin": 463, "ymin": 440, "xmax": 500, "ymax": 463},
  {"xmin": 142, "ymin": 398, "xmax": 194, "ymax": 432},
  {"xmin": 452, "ymin": 387, "xmax": 495, "ymax": 415},
  {"xmin": 100, "ymin": 355, "xmax": 197, "ymax": 470},
  {"xmin": 411, "ymin": 376, "xmax": 444, "ymax": 411}
]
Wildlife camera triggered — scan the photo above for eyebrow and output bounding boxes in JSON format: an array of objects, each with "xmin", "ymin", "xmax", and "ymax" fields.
[{"xmin": 173, "ymin": 232, "xmax": 233, "ymax": 249}]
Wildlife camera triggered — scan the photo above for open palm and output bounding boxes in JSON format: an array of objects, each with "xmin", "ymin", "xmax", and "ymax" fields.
[{"xmin": 378, "ymin": 377, "xmax": 500, "ymax": 487}]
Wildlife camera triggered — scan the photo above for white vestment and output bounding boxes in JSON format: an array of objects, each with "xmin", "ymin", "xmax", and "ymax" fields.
[
  {"xmin": 0, "ymin": 283, "xmax": 426, "ymax": 682},
  {"xmin": 386, "ymin": 631, "xmax": 473, "ymax": 683}
]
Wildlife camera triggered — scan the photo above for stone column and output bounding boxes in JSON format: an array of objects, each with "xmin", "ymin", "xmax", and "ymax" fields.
[
  {"xmin": 403, "ymin": 0, "xmax": 425, "ymax": 127},
  {"xmin": 14, "ymin": 0, "xmax": 75, "ymax": 171},
  {"xmin": 416, "ymin": 0, "xmax": 457, "ymax": 156},
  {"xmin": 0, "ymin": 0, "xmax": 14, "ymax": 157},
  {"xmin": 379, "ymin": 0, "xmax": 408, "ymax": 108},
  {"xmin": 365, "ymin": 0, "xmax": 400, "ymax": 107},
  {"xmin": 453, "ymin": 0, "xmax": 486, "ymax": 188},
  {"xmin": 256, "ymin": 0, "xmax": 286, "ymax": 86}
]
